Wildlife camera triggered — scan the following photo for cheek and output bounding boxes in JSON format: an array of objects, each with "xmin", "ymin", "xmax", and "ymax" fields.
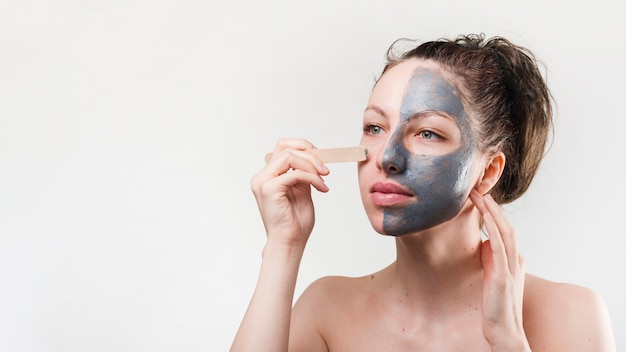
[
  {"xmin": 436, "ymin": 151, "xmax": 474, "ymax": 199},
  {"xmin": 357, "ymin": 159, "xmax": 367, "ymax": 181},
  {"xmin": 357, "ymin": 161, "xmax": 387, "ymax": 233},
  {"xmin": 403, "ymin": 149, "xmax": 473, "ymax": 200},
  {"xmin": 381, "ymin": 152, "xmax": 473, "ymax": 236},
  {"xmin": 357, "ymin": 162, "xmax": 370, "ymax": 202},
  {"xmin": 360, "ymin": 134, "xmax": 387, "ymax": 158},
  {"xmin": 465, "ymin": 159, "xmax": 483, "ymax": 192}
]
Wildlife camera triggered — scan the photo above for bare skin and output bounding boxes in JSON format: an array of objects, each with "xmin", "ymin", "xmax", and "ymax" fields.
[
  {"xmin": 231, "ymin": 59, "xmax": 616, "ymax": 351},
  {"xmin": 289, "ymin": 271, "xmax": 614, "ymax": 351}
]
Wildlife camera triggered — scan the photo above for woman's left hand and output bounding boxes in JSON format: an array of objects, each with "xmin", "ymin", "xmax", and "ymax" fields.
[{"xmin": 469, "ymin": 190, "xmax": 531, "ymax": 352}]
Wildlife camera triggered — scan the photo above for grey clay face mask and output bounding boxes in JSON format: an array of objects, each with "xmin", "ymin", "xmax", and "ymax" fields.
[{"xmin": 382, "ymin": 68, "xmax": 475, "ymax": 236}]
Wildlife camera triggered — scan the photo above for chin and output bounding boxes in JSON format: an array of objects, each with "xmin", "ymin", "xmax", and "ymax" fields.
[
  {"xmin": 368, "ymin": 221, "xmax": 384, "ymax": 235},
  {"xmin": 369, "ymin": 219, "xmax": 419, "ymax": 237}
]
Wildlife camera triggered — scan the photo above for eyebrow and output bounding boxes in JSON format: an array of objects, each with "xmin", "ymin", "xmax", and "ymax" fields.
[
  {"xmin": 407, "ymin": 110, "xmax": 456, "ymax": 123},
  {"xmin": 365, "ymin": 105, "xmax": 459, "ymax": 127},
  {"xmin": 364, "ymin": 105, "xmax": 389, "ymax": 120}
]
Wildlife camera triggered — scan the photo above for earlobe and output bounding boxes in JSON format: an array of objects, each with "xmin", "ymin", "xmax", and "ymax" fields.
[{"xmin": 474, "ymin": 152, "xmax": 505, "ymax": 195}]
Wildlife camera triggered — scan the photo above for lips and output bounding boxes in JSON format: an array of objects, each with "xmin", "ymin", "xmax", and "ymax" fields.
[{"xmin": 370, "ymin": 181, "xmax": 415, "ymax": 207}]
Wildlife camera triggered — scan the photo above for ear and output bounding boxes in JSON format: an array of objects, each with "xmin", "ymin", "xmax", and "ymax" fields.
[{"xmin": 474, "ymin": 151, "xmax": 505, "ymax": 195}]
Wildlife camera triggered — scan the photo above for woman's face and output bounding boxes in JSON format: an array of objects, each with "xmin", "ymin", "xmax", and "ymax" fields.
[{"xmin": 358, "ymin": 59, "xmax": 479, "ymax": 236}]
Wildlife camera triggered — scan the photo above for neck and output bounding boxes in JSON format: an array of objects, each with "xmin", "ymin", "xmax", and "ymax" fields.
[{"xmin": 387, "ymin": 202, "xmax": 484, "ymax": 309}]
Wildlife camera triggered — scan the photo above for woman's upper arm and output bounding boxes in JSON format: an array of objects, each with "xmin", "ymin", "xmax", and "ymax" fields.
[
  {"xmin": 527, "ymin": 282, "xmax": 616, "ymax": 351},
  {"xmin": 564, "ymin": 286, "xmax": 616, "ymax": 352},
  {"xmin": 288, "ymin": 278, "xmax": 333, "ymax": 352}
]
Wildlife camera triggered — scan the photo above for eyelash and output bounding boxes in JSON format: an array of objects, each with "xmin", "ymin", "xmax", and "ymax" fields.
[
  {"xmin": 363, "ymin": 124, "xmax": 384, "ymax": 135},
  {"xmin": 417, "ymin": 130, "xmax": 443, "ymax": 140},
  {"xmin": 363, "ymin": 124, "xmax": 447, "ymax": 146}
]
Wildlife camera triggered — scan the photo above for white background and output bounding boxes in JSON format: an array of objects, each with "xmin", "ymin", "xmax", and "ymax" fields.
[{"xmin": 1, "ymin": 0, "xmax": 624, "ymax": 351}]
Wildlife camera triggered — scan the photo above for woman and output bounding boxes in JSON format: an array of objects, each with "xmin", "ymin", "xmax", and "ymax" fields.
[{"xmin": 231, "ymin": 34, "xmax": 615, "ymax": 351}]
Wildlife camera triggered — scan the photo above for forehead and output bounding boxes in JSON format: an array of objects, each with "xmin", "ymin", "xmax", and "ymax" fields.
[
  {"xmin": 368, "ymin": 59, "xmax": 465, "ymax": 118},
  {"xmin": 401, "ymin": 67, "xmax": 466, "ymax": 121}
]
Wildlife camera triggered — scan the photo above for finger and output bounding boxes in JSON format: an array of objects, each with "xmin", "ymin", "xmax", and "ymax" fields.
[
  {"xmin": 283, "ymin": 169, "xmax": 329, "ymax": 193},
  {"xmin": 482, "ymin": 194, "xmax": 514, "ymax": 239},
  {"xmin": 482, "ymin": 212, "xmax": 509, "ymax": 275},
  {"xmin": 271, "ymin": 169, "xmax": 329, "ymax": 193},
  {"xmin": 273, "ymin": 138, "xmax": 317, "ymax": 154},
  {"xmin": 469, "ymin": 189, "xmax": 488, "ymax": 216},
  {"xmin": 471, "ymin": 190, "xmax": 520, "ymax": 274},
  {"xmin": 480, "ymin": 239, "xmax": 494, "ymax": 281},
  {"xmin": 469, "ymin": 189, "xmax": 494, "ymax": 242},
  {"xmin": 257, "ymin": 150, "xmax": 329, "ymax": 187},
  {"xmin": 269, "ymin": 139, "xmax": 319, "ymax": 166},
  {"xmin": 270, "ymin": 149, "xmax": 330, "ymax": 176},
  {"xmin": 483, "ymin": 194, "xmax": 519, "ymax": 273},
  {"xmin": 518, "ymin": 255, "xmax": 526, "ymax": 276},
  {"xmin": 258, "ymin": 159, "xmax": 329, "ymax": 193},
  {"xmin": 252, "ymin": 155, "xmax": 318, "ymax": 196}
]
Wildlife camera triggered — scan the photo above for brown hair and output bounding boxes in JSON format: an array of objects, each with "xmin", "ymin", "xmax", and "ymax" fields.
[{"xmin": 381, "ymin": 33, "xmax": 554, "ymax": 204}]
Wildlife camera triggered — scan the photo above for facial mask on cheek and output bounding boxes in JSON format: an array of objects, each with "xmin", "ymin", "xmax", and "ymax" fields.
[
  {"xmin": 383, "ymin": 144, "xmax": 474, "ymax": 236},
  {"xmin": 381, "ymin": 68, "xmax": 475, "ymax": 236}
]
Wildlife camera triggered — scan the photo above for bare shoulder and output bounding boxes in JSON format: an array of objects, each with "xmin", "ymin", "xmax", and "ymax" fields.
[
  {"xmin": 289, "ymin": 275, "xmax": 368, "ymax": 351},
  {"xmin": 293, "ymin": 275, "xmax": 368, "ymax": 318},
  {"xmin": 523, "ymin": 274, "xmax": 616, "ymax": 351}
]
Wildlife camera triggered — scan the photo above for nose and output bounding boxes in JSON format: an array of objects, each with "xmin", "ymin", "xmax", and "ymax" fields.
[{"xmin": 381, "ymin": 142, "xmax": 407, "ymax": 175}]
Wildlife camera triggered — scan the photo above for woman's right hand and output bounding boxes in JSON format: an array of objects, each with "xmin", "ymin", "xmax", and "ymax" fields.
[
  {"xmin": 232, "ymin": 139, "xmax": 330, "ymax": 352},
  {"xmin": 250, "ymin": 139, "xmax": 330, "ymax": 250}
]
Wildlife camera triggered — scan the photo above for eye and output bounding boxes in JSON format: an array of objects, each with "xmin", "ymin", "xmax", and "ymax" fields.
[
  {"xmin": 418, "ymin": 130, "xmax": 442, "ymax": 140},
  {"xmin": 364, "ymin": 124, "xmax": 384, "ymax": 135}
]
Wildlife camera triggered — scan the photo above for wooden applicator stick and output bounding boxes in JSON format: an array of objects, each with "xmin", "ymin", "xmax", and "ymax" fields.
[{"xmin": 264, "ymin": 146, "xmax": 368, "ymax": 164}]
